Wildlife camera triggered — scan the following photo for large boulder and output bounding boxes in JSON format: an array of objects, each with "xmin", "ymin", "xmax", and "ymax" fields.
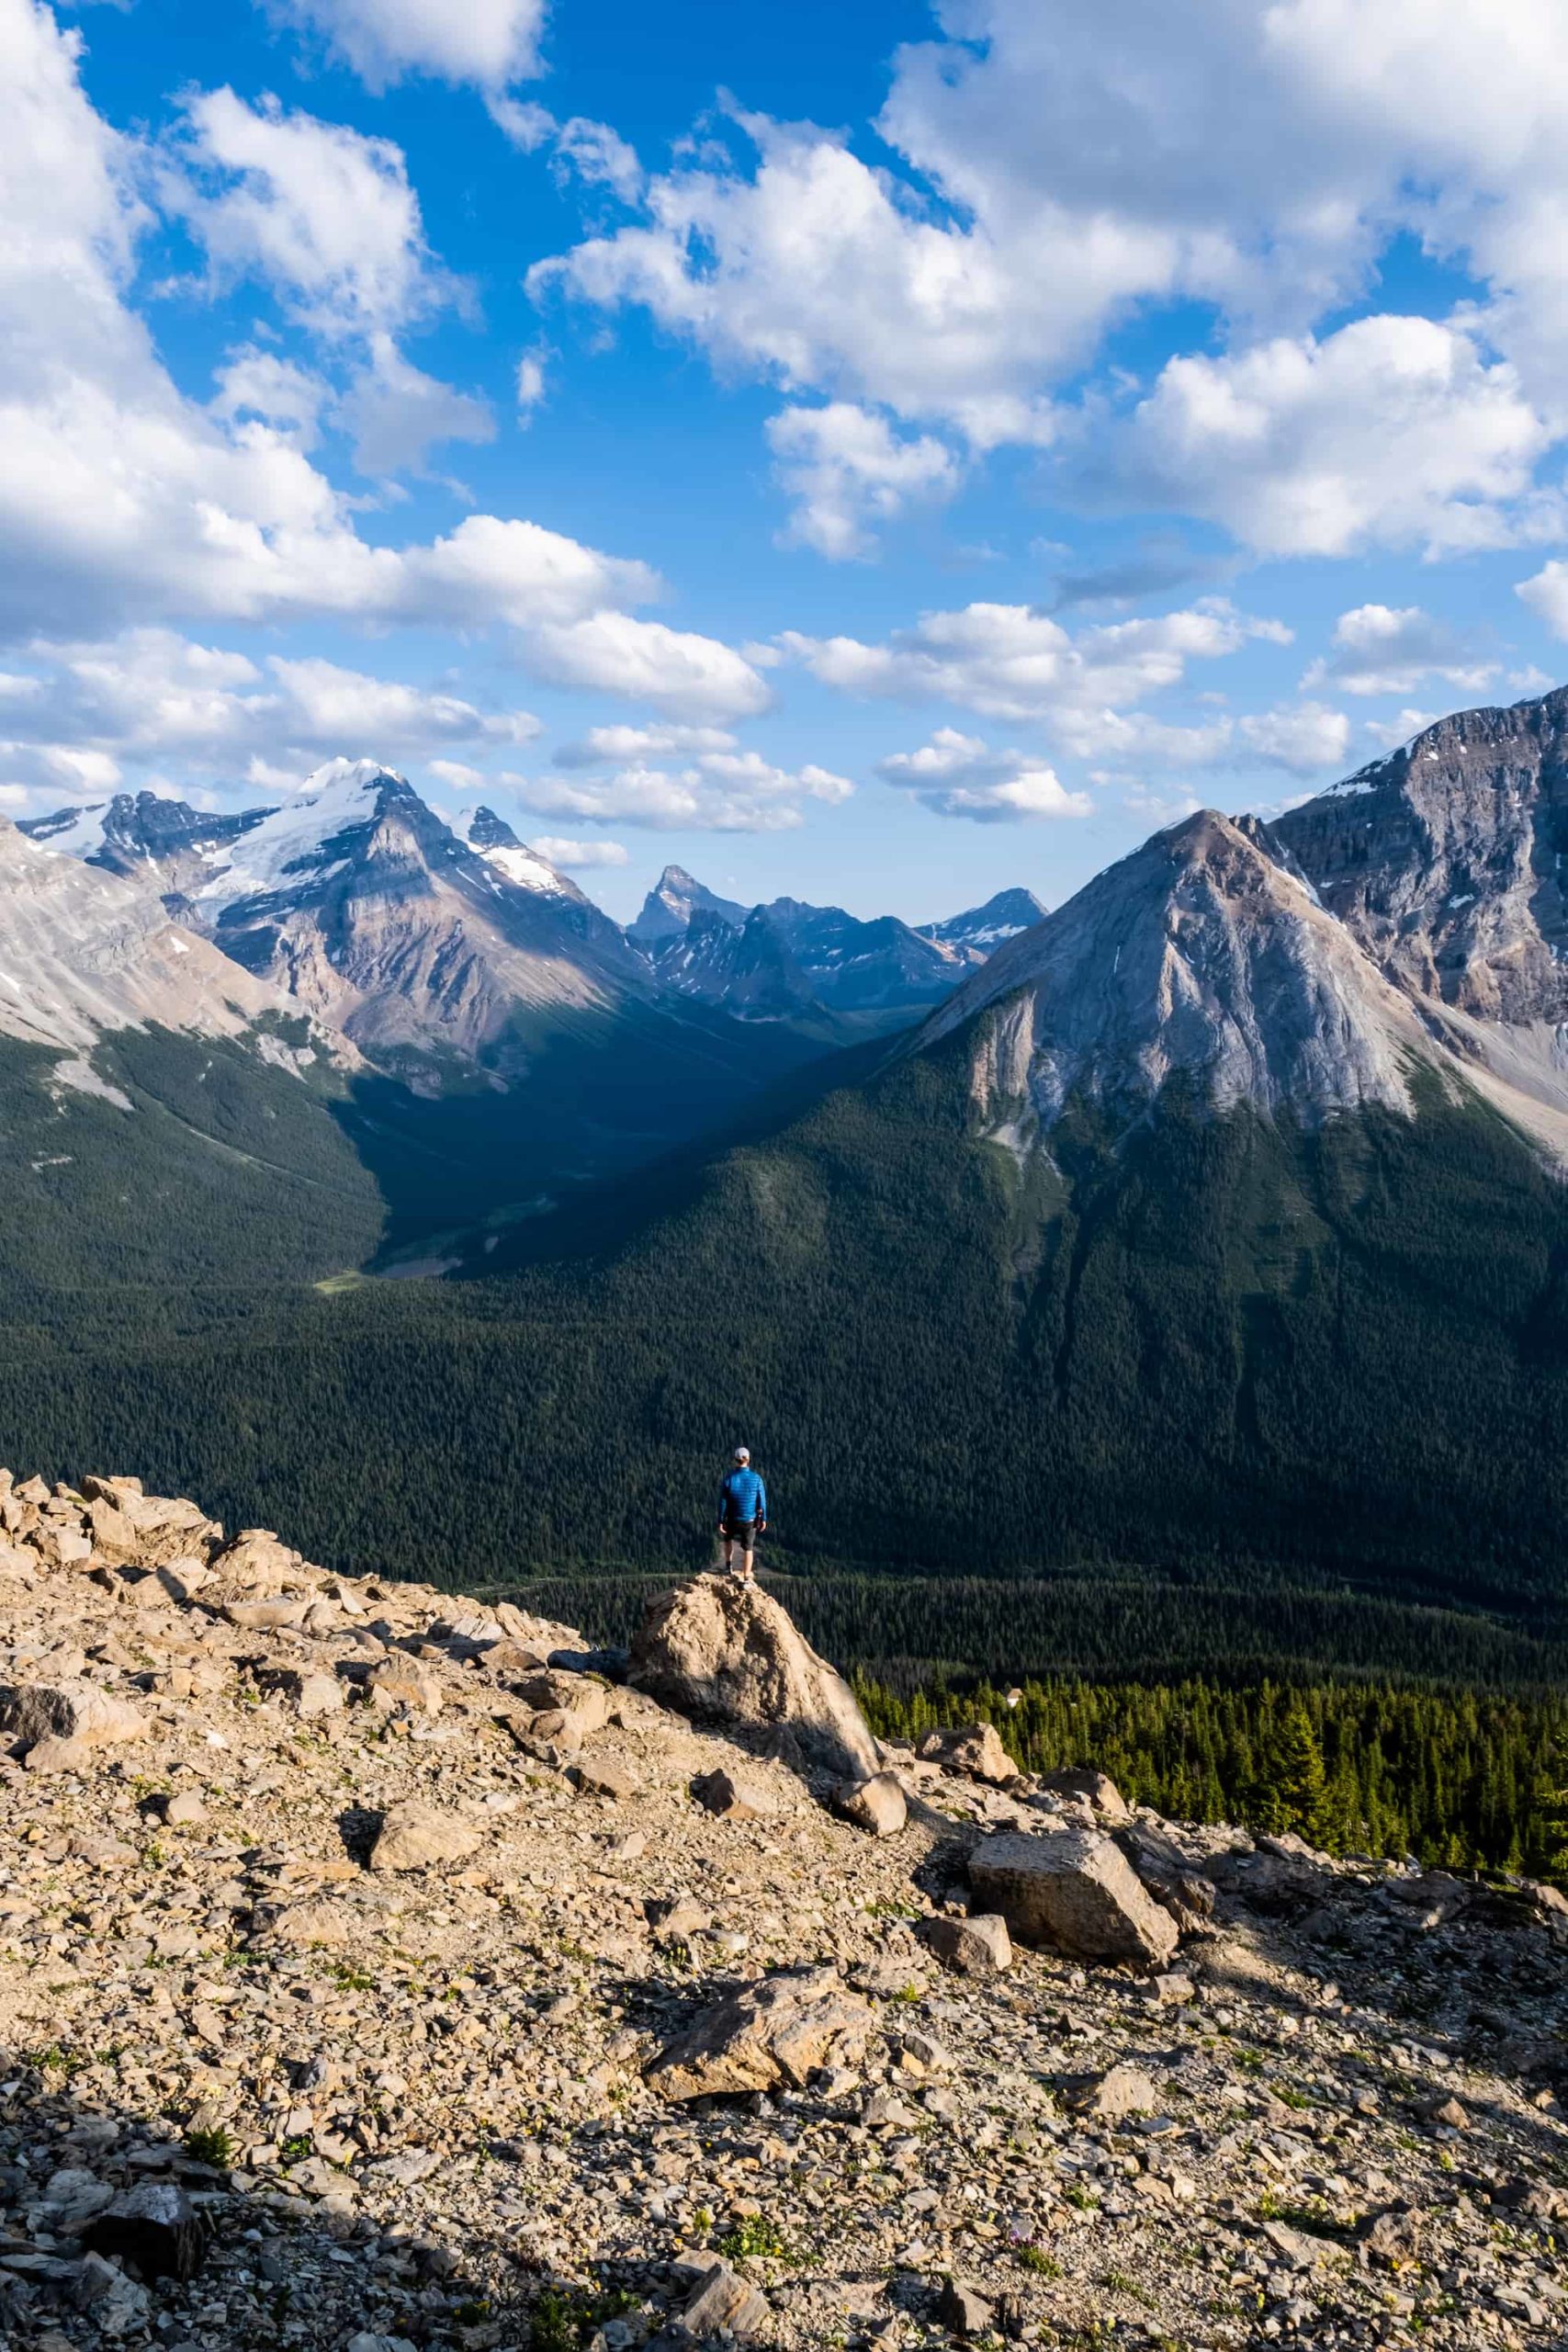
[
  {"xmin": 919, "ymin": 1722, "xmax": 1016, "ymax": 1785},
  {"xmin": 0, "ymin": 1679, "xmax": 149, "ymax": 1752},
  {"xmin": 629, "ymin": 1576, "xmax": 878, "ymax": 1781},
  {"xmin": 646, "ymin": 1964, "xmax": 874, "ymax": 2100},
  {"xmin": 967, "ymin": 1829, "xmax": 1179, "ymax": 1967},
  {"xmin": 1114, "ymin": 1822, "xmax": 1216, "ymax": 1932},
  {"xmin": 1039, "ymin": 1765, "xmax": 1131, "ymax": 1822}
]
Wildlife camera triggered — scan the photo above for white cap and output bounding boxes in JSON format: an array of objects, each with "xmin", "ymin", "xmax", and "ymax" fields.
[{"xmin": 733, "ymin": 1445, "xmax": 750, "ymax": 1463}]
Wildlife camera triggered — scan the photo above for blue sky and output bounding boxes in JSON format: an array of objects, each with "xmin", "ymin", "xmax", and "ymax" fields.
[{"xmin": 6, "ymin": 0, "xmax": 1568, "ymax": 923}]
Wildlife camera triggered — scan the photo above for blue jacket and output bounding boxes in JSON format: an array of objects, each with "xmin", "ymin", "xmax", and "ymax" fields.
[{"xmin": 719, "ymin": 1466, "xmax": 767, "ymax": 1523}]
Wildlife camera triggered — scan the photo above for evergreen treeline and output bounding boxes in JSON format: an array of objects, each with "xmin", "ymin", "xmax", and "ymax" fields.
[
  {"xmin": 853, "ymin": 1673, "xmax": 1568, "ymax": 1876},
  {"xmin": 502, "ymin": 1569, "xmax": 1568, "ymax": 1690},
  {"xmin": 4, "ymin": 1024, "xmax": 1568, "ymax": 1689}
]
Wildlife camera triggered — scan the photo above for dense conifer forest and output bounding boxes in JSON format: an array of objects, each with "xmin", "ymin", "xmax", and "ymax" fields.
[
  {"xmin": 4, "ymin": 1021, "xmax": 1568, "ymax": 1716},
  {"xmin": 852, "ymin": 1674, "xmax": 1568, "ymax": 1879}
]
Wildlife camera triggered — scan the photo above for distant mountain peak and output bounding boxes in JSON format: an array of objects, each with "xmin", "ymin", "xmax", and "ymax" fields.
[
  {"xmin": 0, "ymin": 815, "xmax": 334, "ymax": 1069},
  {"xmin": 630, "ymin": 864, "xmax": 748, "ymax": 945},
  {"xmin": 449, "ymin": 805, "xmax": 573, "ymax": 899},
  {"xmin": 918, "ymin": 887, "xmax": 1046, "ymax": 965}
]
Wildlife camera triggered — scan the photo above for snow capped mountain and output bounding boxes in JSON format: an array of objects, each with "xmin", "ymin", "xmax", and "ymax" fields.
[
  {"xmin": 161, "ymin": 759, "xmax": 649, "ymax": 1069},
  {"xmin": 0, "ymin": 815, "xmax": 331, "ymax": 1077},
  {"xmin": 917, "ymin": 887, "xmax": 1046, "ymax": 966},
  {"xmin": 452, "ymin": 806, "xmax": 573, "ymax": 898},
  {"xmin": 19, "ymin": 790, "xmax": 270, "ymax": 888},
  {"xmin": 630, "ymin": 864, "xmax": 749, "ymax": 945}
]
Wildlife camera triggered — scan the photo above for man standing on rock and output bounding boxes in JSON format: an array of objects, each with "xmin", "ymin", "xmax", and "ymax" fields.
[{"xmin": 717, "ymin": 1446, "xmax": 767, "ymax": 1580}]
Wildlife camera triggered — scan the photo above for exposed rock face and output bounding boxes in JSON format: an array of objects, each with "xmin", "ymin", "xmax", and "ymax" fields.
[
  {"xmin": 183, "ymin": 761, "xmax": 647, "ymax": 1073},
  {"xmin": 923, "ymin": 810, "xmax": 1447, "ymax": 1142},
  {"xmin": 644, "ymin": 1966, "xmax": 874, "ymax": 2100},
  {"xmin": 1269, "ymin": 688, "xmax": 1568, "ymax": 1028},
  {"xmin": 0, "ymin": 818, "xmax": 342, "ymax": 1066},
  {"xmin": 20, "ymin": 792, "xmax": 269, "ymax": 892},
  {"xmin": 649, "ymin": 904, "xmax": 826, "ymax": 1025},
  {"xmin": 630, "ymin": 864, "xmax": 749, "ymax": 946},
  {"xmin": 629, "ymin": 1575, "xmax": 880, "ymax": 1781},
  {"xmin": 967, "ymin": 1829, "xmax": 1181, "ymax": 1966}
]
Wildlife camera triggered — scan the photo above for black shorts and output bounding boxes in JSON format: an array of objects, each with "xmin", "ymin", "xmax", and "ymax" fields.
[{"xmin": 722, "ymin": 1519, "xmax": 760, "ymax": 1547}]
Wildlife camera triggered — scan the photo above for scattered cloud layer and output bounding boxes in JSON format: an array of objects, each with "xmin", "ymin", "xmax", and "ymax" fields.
[
  {"xmin": 877, "ymin": 729, "xmax": 1091, "ymax": 822},
  {"xmin": 265, "ymin": 0, "xmax": 547, "ymax": 93},
  {"xmin": 1303, "ymin": 605, "xmax": 1499, "ymax": 697},
  {"xmin": 778, "ymin": 599, "xmax": 1289, "ymax": 725},
  {"xmin": 505, "ymin": 745, "xmax": 852, "ymax": 833},
  {"xmin": 0, "ymin": 628, "xmax": 542, "ymax": 800}
]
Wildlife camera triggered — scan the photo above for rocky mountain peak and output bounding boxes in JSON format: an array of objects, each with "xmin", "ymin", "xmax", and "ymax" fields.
[
  {"xmin": 0, "ymin": 816, "xmax": 333, "ymax": 1076},
  {"xmin": 923, "ymin": 807, "xmax": 1441, "ymax": 1136},
  {"xmin": 629, "ymin": 864, "xmax": 749, "ymax": 945},
  {"xmin": 918, "ymin": 886, "xmax": 1047, "ymax": 966},
  {"xmin": 1269, "ymin": 682, "xmax": 1568, "ymax": 1027}
]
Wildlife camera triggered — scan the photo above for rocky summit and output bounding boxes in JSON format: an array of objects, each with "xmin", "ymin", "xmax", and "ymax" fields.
[{"xmin": 1, "ymin": 1472, "xmax": 1566, "ymax": 2352}]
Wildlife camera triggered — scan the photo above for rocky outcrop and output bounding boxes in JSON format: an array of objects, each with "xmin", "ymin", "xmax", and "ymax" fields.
[
  {"xmin": 629, "ymin": 1575, "xmax": 880, "ymax": 1781},
  {"xmin": 919, "ymin": 1721, "xmax": 1016, "ymax": 1785},
  {"xmin": 1269, "ymin": 687, "xmax": 1568, "ymax": 1029}
]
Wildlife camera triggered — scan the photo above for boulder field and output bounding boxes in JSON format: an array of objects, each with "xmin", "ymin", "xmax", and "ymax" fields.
[{"xmin": 0, "ymin": 1469, "xmax": 1565, "ymax": 2348}]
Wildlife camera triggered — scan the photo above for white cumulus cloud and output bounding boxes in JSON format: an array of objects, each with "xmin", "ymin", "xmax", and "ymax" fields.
[
  {"xmin": 265, "ymin": 0, "xmax": 547, "ymax": 93},
  {"xmin": 765, "ymin": 402, "xmax": 961, "ymax": 560},
  {"xmin": 778, "ymin": 599, "xmax": 1288, "ymax": 725},
  {"xmin": 507, "ymin": 748, "xmax": 852, "ymax": 833},
  {"xmin": 877, "ymin": 728, "xmax": 1091, "ymax": 822},
  {"xmin": 530, "ymin": 833, "xmax": 629, "ymax": 870},
  {"xmin": 0, "ymin": 628, "xmax": 544, "ymax": 805},
  {"xmin": 1303, "ymin": 605, "xmax": 1499, "ymax": 697},
  {"xmin": 525, "ymin": 614, "xmax": 772, "ymax": 722},
  {"xmin": 1083, "ymin": 318, "xmax": 1551, "ymax": 559}
]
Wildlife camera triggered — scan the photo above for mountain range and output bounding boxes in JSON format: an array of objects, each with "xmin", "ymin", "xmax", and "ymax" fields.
[
  {"xmin": 11, "ymin": 763, "xmax": 1033, "ymax": 1247},
  {"xmin": 629, "ymin": 867, "xmax": 1044, "ymax": 1033},
  {"xmin": 6, "ymin": 688, "xmax": 1568, "ymax": 1666}
]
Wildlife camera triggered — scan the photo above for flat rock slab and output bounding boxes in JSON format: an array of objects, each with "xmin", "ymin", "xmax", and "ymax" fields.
[
  {"xmin": 646, "ymin": 1964, "xmax": 874, "ymax": 2100},
  {"xmin": 967, "ymin": 1828, "xmax": 1179, "ymax": 1967},
  {"xmin": 368, "ymin": 1800, "xmax": 480, "ymax": 1873}
]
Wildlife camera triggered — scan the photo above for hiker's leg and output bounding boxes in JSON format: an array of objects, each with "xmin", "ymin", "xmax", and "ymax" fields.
[
  {"xmin": 738, "ymin": 1532, "xmax": 755, "ymax": 1580},
  {"xmin": 720, "ymin": 1532, "xmax": 735, "ymax": 1571}
]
